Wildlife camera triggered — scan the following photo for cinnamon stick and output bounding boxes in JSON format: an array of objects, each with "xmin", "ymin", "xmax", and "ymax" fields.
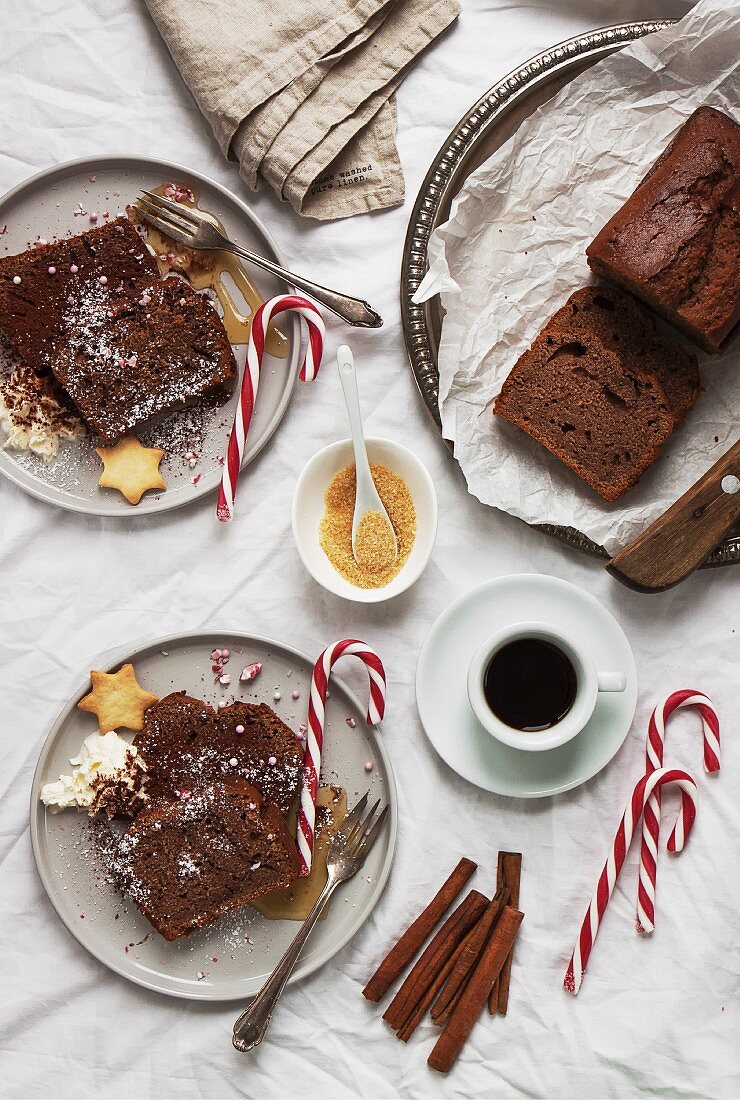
[
  {"xmin": 383, "ymin": 889, "xmax": 488, "ymax": 1031},
  {"xmin": 395, "ymin": 937, "xmax": 468, "ymax": 1043},
  {"xmin": 363, "ymin": 857, "xmax": 477, "ymax": 1002},
  {"xmin": 431, "ymin": 887, "xmax": 509, "ymax": 1025},
  {"xmin": 488, "ymin": 852, "xmax": 521, "ymax": 1015},
  {"xmin": 428, "ymin": 905, "xmax": 524, "ymax": 1074}
]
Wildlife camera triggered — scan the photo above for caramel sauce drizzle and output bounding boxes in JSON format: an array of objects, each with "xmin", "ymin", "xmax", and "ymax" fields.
[
  {"xmin": 130, "ymin": 183, "xmax": 287, "ymax": 358},
  {"xmin": 252, "ymin": 786, "xmax": 347, "ymax": 922}
]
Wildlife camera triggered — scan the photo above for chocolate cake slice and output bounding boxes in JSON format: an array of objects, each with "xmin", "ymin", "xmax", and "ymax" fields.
[
  {"xmin": 134, "ymin": 693, "xmax": 304, "ymax": 817},
  {"xmin": 0, "ymin": 218, "xmax": 237, "ymax": 441},
  {"xmin": 587, "ymin": 106, "xmax": 740, "ymax": 354},
  {"xmin": 494, "ymin": 326, "xmax": 674, "ymax": 501},
  {"xmin": 113, "ymin": 777, "xmax": 300, "ymax": 940},
  {"xmin": 549, "ymin": 286, "xmax": 700, "ymax": 425}
]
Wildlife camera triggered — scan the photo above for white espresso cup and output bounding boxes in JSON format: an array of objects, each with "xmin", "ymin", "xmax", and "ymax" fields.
[{"xmin": 467, "ymin": 621, "xmax": 626, "ymax": 752}]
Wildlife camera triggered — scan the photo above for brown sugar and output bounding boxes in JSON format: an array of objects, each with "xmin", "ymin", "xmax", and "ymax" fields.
[
  {"xmin": 354, "ymin": 509, "xmax": 397, "ymax": 573},
  {"xmin": 320, "ymin": 463, "xmax": 416, "ymax": 589}
]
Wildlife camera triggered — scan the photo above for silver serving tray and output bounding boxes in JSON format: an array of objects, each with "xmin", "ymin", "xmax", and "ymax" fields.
[{"xmin": 401, "ymin": 21, "xmax": 740, "ymax": 568}]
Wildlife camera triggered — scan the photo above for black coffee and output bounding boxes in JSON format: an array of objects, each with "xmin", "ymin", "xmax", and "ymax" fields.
[{"xmin": 483, "ymin": 638, "xmax": 577, "ymax": 732}]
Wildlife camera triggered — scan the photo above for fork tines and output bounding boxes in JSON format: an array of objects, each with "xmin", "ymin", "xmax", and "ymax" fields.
[{"xmin": 336, "ymin": 791, "xmax": 388, "ymax": 863}]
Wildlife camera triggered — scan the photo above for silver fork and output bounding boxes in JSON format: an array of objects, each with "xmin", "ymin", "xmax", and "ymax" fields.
[
  {"xmin": 136, "ymin": 190, "xmax": 383, "ymax": 329},
  {"xmin": 232, "ymin": 792, "xmax": 388, "ymax": 1052}
]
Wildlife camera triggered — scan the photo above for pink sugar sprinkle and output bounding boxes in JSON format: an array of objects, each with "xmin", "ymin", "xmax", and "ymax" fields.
[
  {"xmin": 12, "ymin": 276, "xmax": 21, "ymax": 285},
  {"xmin": 292, "ymin": 690, "xmax": 300, "ymax": 700},
  {"xmin": 364, "ymin": 761, "xmax": 374, "ymax": 773},
  {"xmin": 47, "ymin": 266, "xmax": 56, "ymax": 275},
  {"xmin": 268, "ymin": 756, "xmax": 277, "ymax": 767},
  {"xmin": 99, "ymin": 275, "xmax": 107, "ymax": 285},
  {"xmin": 89, "ymin": 212, "xmax": 98, "ymax": 223},
  {"xmin": 69, "ymin": 263, "xmax": 78, "ymax": 274},
  {"xmin": 235, "ymin": 724, "xmax": 245, "ymax": 734}
]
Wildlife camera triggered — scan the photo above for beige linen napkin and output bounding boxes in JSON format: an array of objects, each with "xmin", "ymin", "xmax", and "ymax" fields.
[{"xmin": 145, "ymin": 0, "xmax": 461, "ymax": 219}]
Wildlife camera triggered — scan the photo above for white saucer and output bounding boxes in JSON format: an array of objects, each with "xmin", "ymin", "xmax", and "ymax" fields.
[{"xmin": 416, "ymin": 574, "xmax": 637, "ymax": 798}]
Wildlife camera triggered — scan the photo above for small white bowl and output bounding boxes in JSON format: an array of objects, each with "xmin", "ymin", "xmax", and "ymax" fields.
[{"xmin": 292, "ymin": 437, "xmax": 437, "ymax": 603}]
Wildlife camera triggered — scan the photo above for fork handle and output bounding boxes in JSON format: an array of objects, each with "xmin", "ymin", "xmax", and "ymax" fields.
[
  {"xmin": 232, "ymin": 876, "xmax": 338, "ymax": 1052},
  {"xmin": 222, "ymin": 240, "xmax": 383, "ymax": 329}
]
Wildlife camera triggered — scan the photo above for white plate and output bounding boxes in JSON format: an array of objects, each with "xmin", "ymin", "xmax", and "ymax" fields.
[
  {"xmin": 416, "ymin": 574, "xmax": 637, "ymax": 797},
  {"xmin": 0, "ymin": 155, "xmax": 300, "ymax": 517},
  {"xmin": 292, "ymin": 437, "xmax": 438, "ymax": 603},
  {"xmin": 29, "ymin": 630, "xmax": 397, "ymax": 1001}
]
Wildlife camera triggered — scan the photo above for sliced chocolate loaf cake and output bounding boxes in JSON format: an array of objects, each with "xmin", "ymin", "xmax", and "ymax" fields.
[
  {"xmin": 134, "ymin": 693, "xmax": 303, "ymax": 817},
  {"xmin": 0, "ymin": 219, "xmax": 159, "ymax": 379},
  {"xmin": 495, "ymin": 326, "xmax": 674, "ymax": 501},
  {"xmin": 0, "ymin": 218, "xmax": 237, "ymax": 441},
  {"xmin": 113, "ymin": 777, "xmax": 300, "ymax": 940},
  {"xmin": 587, "ymin": 107, "xmax": 740, "ymax": 354},
  {"xmin": 549, "ymin": 286, "xmax": 700, "ymax": 425}
]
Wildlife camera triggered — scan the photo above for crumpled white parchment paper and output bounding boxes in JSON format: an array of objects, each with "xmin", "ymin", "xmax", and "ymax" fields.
[{"xmin": 415, "ymin": 0, "xmax": 740, "ymax": 553}]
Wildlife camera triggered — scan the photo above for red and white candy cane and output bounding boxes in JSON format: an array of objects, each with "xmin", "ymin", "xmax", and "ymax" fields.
[
  {"xmin": 564, "ymin": 767, "xmax": 698, "ymax": 996},
  {"xmin": 637, "ymin": 690, "xmax": 720, "ymax": 935},
  {"xmin": 216, "ymin": 294, "xmax": 325, "ymax": 522},
  {"xmin": 297, "ymin": 639, "xmax": 386, "ymax": 876}
]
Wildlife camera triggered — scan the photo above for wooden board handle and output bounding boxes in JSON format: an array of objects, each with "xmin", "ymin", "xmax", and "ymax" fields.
[{"xmin": 607, "ymin": 440, "xmax": 740, "ymax": 592}]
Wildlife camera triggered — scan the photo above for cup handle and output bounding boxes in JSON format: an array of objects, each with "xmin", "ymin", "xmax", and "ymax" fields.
[{"xmin": 597, "ymin": 671, "xmax": 627, "ymax": 693}]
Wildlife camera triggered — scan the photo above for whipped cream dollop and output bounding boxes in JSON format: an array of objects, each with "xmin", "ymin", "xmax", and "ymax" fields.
[
  {"xmin": 0, "ymin": 366, "xmax": 83, "ymax": 461},
  {"xmin": 41, "ymin": 731, "xmax": 148, "ymax": 817}
]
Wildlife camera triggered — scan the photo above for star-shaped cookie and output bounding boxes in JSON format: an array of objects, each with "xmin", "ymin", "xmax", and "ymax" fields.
[
  {"xmin": 96, "ymin": 436, "xmax": 166, "ymax": 505},
  {"xmin": 78, "ymin": 663, "xmax": 159, "ymax": 732}
]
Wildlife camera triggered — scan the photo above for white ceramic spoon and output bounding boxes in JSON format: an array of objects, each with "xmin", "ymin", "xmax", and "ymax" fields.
[{"xmin": 336, "ymin": 345, "xmax": 398, "ymax": 563}]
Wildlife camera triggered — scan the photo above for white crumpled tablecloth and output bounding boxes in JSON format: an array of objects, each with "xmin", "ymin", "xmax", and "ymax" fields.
[{"xmin": 1, "ymin": 2, "xmax": 738, "ymax": 1098}]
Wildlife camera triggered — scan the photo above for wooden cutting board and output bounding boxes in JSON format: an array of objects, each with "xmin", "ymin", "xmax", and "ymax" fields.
[{"xmin": 607, "ymin": 440, "xmax": 740, "ymax": 591}]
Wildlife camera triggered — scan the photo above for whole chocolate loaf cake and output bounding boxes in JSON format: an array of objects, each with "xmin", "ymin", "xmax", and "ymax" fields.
[{"xmin": 587, "ymin": 106, "xmax": 740, "ymax": 354}]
